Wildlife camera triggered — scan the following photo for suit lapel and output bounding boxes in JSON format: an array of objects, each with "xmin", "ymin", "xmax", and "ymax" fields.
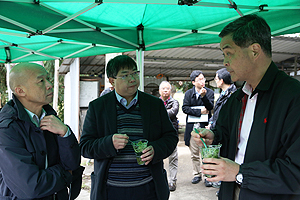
[
  {"xmin": 138, "ymin": 91, "xmax": 150, "ymax": 139},
  {"xmin": 105, "ymin": 92, "xmax": 118, "ymax": 135}
]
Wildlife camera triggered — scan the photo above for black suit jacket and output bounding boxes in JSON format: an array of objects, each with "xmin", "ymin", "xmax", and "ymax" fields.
[
  {"xmin": 182, "ymin": 86, "xmax": 214, "ymax": 146},
  {"xmin": 214, "ymin": 62, "xmax": 300, "ymax": 200},
  {"xmin": 80, "ymin": 90, "xmax": 178, "ymax": 200}
]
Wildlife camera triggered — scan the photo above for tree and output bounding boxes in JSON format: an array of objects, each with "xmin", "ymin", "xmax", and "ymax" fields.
[
  {"xmin": 0, "ymin": 63, "xmax": 8, "ymax": 108},
  {"xmin": 43, "ymin": 60, "xmax": 65, "ymax": 121}
]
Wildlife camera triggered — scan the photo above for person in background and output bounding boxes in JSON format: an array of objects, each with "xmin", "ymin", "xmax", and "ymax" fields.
[
  {"xmin": 182, "ymin": 70, "xmax": 214, "ymax": 184},
  {"xmin": 159, "ymin": 81, "xmax": 179, "ymax": 192},
  {"xmin": 204, "ymin": 68, "xmax": 236, "ymax": 193},
  {"xmin": 100, "ymin": 84, "xmax": 114, "ymax": 97},
  {"xmin": 206, "ymin": 68, "xmax": 237, "ymax": 131},
  {"xmin": 0, "ymin": 63, "xmax": 83, "ymax": 200},
  {"xmin": 80, "ymin": 55, "xmax": 178, "ymax": 200},
  {"xmin": 192, "ymin": 14, "xmax": 300, "ymax": 200}
]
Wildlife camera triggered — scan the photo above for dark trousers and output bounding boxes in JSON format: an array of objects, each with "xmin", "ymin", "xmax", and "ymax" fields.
[{"xmin": 107, "ymin": 180, "xmax": 158, "ymax": 200}]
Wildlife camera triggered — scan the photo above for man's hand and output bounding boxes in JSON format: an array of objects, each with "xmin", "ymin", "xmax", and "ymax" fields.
[
  {"xmin": 40, "ymin": 115, "xmax": 68, "ymax": 137},
  {"xmin": 141, "ymin": 145, "xmax": 155, "ymax": 165},
  {"xmin": 200, "ymin": 88, "xmax": 207, "ymax": 97},
  {"xmin": 201, "ymin": 157, "xmax": 240, "ymax": 183},
  {"xmin": 201, "ymin": 107, "xmax": 209, "ymax": 114},
  {"xmin": 112, "ymin": 134, "xmax": 129, "ymax": 150},
  {"xmin": 191, "ymin": 128, "xmax": 214, "ymax": 147},
  {"xmin": 205, "ymin": 124, "xmax": 212, "ymax": 130}
]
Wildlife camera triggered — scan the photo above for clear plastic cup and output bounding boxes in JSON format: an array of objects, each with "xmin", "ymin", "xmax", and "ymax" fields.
[
  {"xmin": 200, "ymin": 144, "xmax": 222, "ymax": 178},
  {"xmin": 131, "ymin": 139, "xmax": 148, "ymax": 165}
]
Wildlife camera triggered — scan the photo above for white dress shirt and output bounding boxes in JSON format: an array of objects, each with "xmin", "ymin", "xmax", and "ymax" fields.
[{"xmin": 235, "ymin": 83, "xmax": 258, "ymax": 165}]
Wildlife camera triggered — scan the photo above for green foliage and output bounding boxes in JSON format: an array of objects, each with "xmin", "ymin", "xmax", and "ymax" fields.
[
  {"xmin": 0, "ymin": 64, "xmax": 8, "ymax": 108},
  {"xmin": 171, "ymin": 81, "xmax": 193, "ymax": 92},
  {"xmin": 43, "ymin": 60, "xmax": 65, "ymax": 121},
  {"xmin": 171, "ymin": 81, "xmax": 215, "ymax": 93}
]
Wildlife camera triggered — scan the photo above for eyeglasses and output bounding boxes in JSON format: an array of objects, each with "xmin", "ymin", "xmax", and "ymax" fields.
[
  {"xmin": 115, "ymin": 71, "xmax": 140, "ymax": 80},
  {"xmin": 195, "ymin": 78, "xmax": 206, "ymax": 82}
]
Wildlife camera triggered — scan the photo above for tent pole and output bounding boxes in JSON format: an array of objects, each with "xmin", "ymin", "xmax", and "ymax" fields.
[
  {"xmin": 40, "ymin": 2, "xmax": 138, "ymax": 48},
  {"xmin": 294, "ymin": 56, "xmax": 298, "ymax": 76},
  {"xmin": 53, "ymin": 59, "xmax": 59, "ymax": 111},
  {"xmin": 5, "ymin": 63, "xmax": 12, "ymax": 101},
  {"xmin": 42, "ymin": 3, "xmax": 100, "ymax": 34},
  {"xmin": 136, "ymin": 49, "xmax": 144, "ymax": 92},
  {"xmin": 11, "ymin": 41, "xmax": 61, "ymax": 62},
  {"xmin": 272, "ymin": 22, "xmax": 300, "ymax": 35}
]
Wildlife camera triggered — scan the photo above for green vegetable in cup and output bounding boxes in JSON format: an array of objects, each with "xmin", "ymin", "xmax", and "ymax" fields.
[
  {"xmin": 131, "ymin": 139, "xmax": 148, "ymax": 165},
  {"xmin": 201, "ymin": 144, "xmax": 222, "ymax": 178}
]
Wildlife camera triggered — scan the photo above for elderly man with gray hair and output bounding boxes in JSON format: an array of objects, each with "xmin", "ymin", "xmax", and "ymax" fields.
[{"xmin": 159, "ymin": 81, "xmax": 179, "ymax": 191}]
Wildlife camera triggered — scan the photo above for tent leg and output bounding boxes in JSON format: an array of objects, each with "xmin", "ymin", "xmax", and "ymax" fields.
[
  {"xmin": 136, "ymin": 49, "xmax": 144, "ymax": 92},
  {"xmin": 5, "ymin": 63, "xmax": 12, "ymax": 100},
  {"xmin": 53, "ymin": 59, "xmax": 59, "ymax": 111}
]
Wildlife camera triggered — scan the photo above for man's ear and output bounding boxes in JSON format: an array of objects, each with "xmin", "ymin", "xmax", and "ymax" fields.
[
  {"xmin": 108, "ymin": 77, "xmax": 115, "ymax": 87},
  {"xmin": 220, "ymin": 79, "xmax": 224, "ymax": 86},
  {"xmin": 250, "ymin": 43, "xmax": 261, "ymax": 60},
  {"xmin": 14, "ymin": 86, "xmax": 26, "ymax": 97}
]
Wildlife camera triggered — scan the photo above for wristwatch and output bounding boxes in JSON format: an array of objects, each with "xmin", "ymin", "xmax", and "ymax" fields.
[{"xmin": 236, "ymin": 173, "xmax": 243, "ymax": 185}]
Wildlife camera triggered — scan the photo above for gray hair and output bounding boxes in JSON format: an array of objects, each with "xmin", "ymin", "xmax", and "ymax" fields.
[{"xmin": 159, "ymin": 81, "xmax": 171, "ymax": 90}]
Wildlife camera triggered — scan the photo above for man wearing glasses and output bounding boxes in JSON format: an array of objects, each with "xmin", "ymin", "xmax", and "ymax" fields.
[
  {"xmin": 182, "ymin": 70, "xmax": 214, "ymax": 185},
  {"xmin": 80, "ymin": 55, "xmax": 178, "ymax": 200}
]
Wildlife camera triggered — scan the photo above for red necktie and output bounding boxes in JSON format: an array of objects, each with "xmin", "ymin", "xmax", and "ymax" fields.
[{"xmin": 237, "ymin": 94, "xmax": 248, "ymax": 146}]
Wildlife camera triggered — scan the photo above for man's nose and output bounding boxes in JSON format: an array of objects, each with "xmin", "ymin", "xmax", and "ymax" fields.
[
  {"xmin": 46, "ymin": 80, "xmax": 53, "ymax": 89},
  {"xmin": 223, "ymin": 58, "xmax": 229, "ymax": 66}
]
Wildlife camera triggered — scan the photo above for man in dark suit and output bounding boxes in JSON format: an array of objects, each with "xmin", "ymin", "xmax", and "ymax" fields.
[
  {"xmin": 0, "ymin": 63, "xmax": 82, "ymax": 200},
  {"xmin": 192, "ymin": 14, "xmax": 300, "ymax": 200},
  {"xmin": 182, "ymin": 70, "xmax": 214, "ymax": 184},
  {"xmin": 80, "ymin": 55, "xmax": 178, "ymax": 200}
]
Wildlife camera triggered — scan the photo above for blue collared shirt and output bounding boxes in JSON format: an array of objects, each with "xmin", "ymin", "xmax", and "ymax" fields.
[
  {"xmin": 195, "ymin": 87, "xmax": 201, "ymax": 99},
  {"xmin": 25, "ymin": 108, "xmax": 47, "ymax": 127},
  {"xmin": 25, "ymin": 108, "xmax": 70, "ymax": 138},
  {"xmin": 115, "ymin": 90, "xmax": 138, "ymax": 109},
  {"xmin": 25, "ymin": 108, "xmax": 70, "ymax": 169}
]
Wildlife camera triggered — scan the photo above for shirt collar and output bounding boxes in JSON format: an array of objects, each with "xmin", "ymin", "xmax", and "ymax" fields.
[
  {"xmin": 159, "ymin": 96, "xmax": 170, "ymax": 102},
  {"xmin": 194, "ymin": 87, "xmax": 202, "ymax": 98},
  {"xmin": 25, "ymin": 108, "xmax": 47, "ymax": 127},
  {"xmin": 242, "ymin": 82, "xmax": 253, "ymax": 97},
  {"xmin": 160, "ymin": 96, "xmax": 170, "ymax": 106},
  {"xmin": 115, "ymin": 90, "xmax": 138, "ymax": 109}
]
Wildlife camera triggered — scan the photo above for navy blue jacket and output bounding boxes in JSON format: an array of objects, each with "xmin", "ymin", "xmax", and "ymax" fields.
[
  {"xmin": 209, "ymin": 84, "xmax": 237, "ymax": 129},
  {"xmin": 0, "ymin": 95, "xmax": 81, "ymax": 200},
  {"xmin": 80, "ymin": 90, "xmax": 178, "ymax": 200},
  {"xmin": 182, "ymin": 86, "xmax": 214, "ymax": 146}
]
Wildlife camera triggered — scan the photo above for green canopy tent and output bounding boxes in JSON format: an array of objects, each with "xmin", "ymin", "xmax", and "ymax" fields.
[{"xmin": 0, "ymin": 0, "xmax": 300, "ymax": 63}]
